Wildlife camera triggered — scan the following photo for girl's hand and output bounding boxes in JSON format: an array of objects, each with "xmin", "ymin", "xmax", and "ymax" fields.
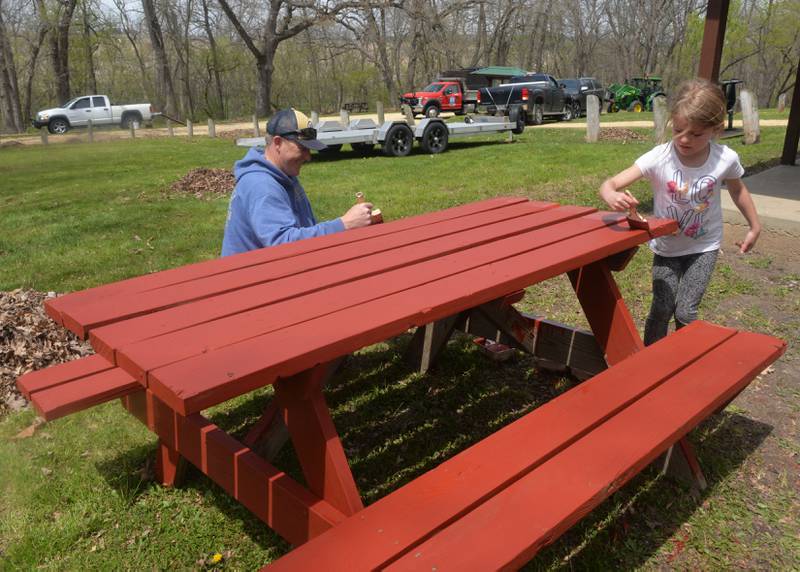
[
  {"xmin": 736, "ymin": 227, "xmax": 760, "ymax": 253},
  {"xmin": 603, "ymin": 190, "xmax": 639, "ymax": 212}
]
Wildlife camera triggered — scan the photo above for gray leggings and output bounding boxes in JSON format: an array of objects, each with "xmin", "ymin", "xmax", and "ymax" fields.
[{"xmin": 643, "ymin": 250, "xmax": 719, "ymax": 346}]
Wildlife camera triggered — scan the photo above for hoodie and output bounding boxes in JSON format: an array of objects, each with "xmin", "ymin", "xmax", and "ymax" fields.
[{"xmin": 220, "ymin": 147, "xmax": 345, "ymax": 256}]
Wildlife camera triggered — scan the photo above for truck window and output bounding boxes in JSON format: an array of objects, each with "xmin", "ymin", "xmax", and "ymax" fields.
[
  {"xmin": 422, "ymin": 83, "xmax": 445, "ymax": 92},
  {"xmin": 444, "ymin": 86, "xmax": 457, "ymax": 95},
  {"xmin": 92, "ymin": 96, "xmax": 106, "ymax": 107},
  {"xmin": 72, "ymin": 98, "xmax": 91, "ymax": 109}
]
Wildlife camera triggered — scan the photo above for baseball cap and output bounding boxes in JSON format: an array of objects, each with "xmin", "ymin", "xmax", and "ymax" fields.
[{"xmin": 266, "ymin": 108, "xmax": 326, "ymax": 151}]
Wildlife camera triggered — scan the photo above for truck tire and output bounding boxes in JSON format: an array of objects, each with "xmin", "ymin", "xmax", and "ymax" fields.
[
  {"xmin": 382, "ymin": 123, "xmax": 413, "ymax": 157},
  {"xmin": 121, "ymin": 112, "xmax": 142, "ymax": 130},
  {"xmin": 423, "ymin": 103, "xmax": 440, "ymax": 118},
  {"xmin": 529, "ymin": 103, "xmax": 544, "ymax": 125},
  {"xmin": 48, "ymin": 117, "xmax": 69, "ymax": 134},
  {"xmin": 420, "ymin": 121, "xmax": 448, "ymax": 154},
  {"xmin": 562, "ymin": 103, "xmax": 574, "ymax": 121}
]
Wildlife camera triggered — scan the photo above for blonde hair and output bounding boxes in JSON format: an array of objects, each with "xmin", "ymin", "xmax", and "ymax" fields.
[{"xmin": 669, "ymin": 78, "xmax": 727, "ymax": 129}]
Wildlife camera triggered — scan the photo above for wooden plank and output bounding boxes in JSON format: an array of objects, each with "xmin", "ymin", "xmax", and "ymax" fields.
[
  {"xmin": 112, "ymin": 206, "xmax": 596, "ymax": 379},
  {"xmin": 120, "ymin": 389, "xmax": 348, "ymax": 546},
  {"xmin": 384, "ymin": 329, "xmax": 785, "ymax": 571},
  {"xmin": 261, "ymin": 322, "xmax": 748, "ymax": 570},
  {"xmin": 16, "ymin": 354, "xmax": 114, "ymax": 398},
  {"xmin": 89, "ymin": 201, "xmax": 561, "ymax": 355},
  {"xmin": 30, "ymin": 367, "xmax": 140, "ymax": 421},
  {"xmin": 147, "ymin": 216, "xmax": 678, "ymax": 414},
  {"xmin": 47, "ymin": 197, "xmax": 529, "ymax": 331}
]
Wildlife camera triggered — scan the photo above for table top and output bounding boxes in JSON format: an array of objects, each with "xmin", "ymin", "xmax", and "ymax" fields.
[{"xmin": 45, "ymin": 197, "xmax": 675, "ymax": 415}]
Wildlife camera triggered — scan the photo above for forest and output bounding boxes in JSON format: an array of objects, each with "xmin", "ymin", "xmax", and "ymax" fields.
[{"xmin": 1, "ymin": 0, "xmax": 798, "ymax": 133}]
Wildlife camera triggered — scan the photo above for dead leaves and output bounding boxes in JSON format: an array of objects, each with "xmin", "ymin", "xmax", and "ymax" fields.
[
  {"xmin": 0, "ymin": 289, "xmax": 92, "ymax": 418},
  {"xmin": 164, "ymin": 168, "xmax": 234, "ymax": 200}
]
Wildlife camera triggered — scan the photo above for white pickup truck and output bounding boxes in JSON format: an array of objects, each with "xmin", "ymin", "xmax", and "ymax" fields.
[{"xmin": 32, "ymin": 95, "xmax": 159, "ymax": 134}]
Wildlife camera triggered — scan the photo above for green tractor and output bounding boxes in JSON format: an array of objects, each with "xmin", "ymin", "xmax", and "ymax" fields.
[{"xmin": 606, "ymin": 76, "xmax": 666, "ymax": 112}]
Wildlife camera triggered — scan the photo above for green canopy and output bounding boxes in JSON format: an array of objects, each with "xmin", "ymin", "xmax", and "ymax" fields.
[{"xmin": 471, "ymin": 66, "xmax": 528, "ymax": 78}]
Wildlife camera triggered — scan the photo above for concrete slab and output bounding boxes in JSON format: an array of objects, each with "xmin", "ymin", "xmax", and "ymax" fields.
[{"xmin": 722, "ymin": 164, "xmax": 800, "ymax": 236}]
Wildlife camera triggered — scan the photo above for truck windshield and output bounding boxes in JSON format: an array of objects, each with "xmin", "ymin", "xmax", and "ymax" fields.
[
  {"xmin": 61, "ymin": 97, "xmax": 79, "ymax": 108},
  {"xmin": 560, "ymin": 80, "xmax": 579, "ymax": 89},
  {"xmin": 422, "ymin": 83, "xmax": 445, "ymax": 92}
]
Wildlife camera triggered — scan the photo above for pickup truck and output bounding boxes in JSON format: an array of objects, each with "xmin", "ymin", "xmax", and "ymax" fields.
[
  {"xmin": 32, "ymin": 95, "xmax": 159, "ymax": 134},
  {"xmin": 399, "ymin": 79, "xmax": 479, "ymax": 118},
  {"xmin": 478, "ymin": 73, "xmax": 568, "ymax": 125}
]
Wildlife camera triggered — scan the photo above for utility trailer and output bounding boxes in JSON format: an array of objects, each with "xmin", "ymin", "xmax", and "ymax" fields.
[{"xmin": 235, "ymin": 114, "xmax": 522, "ymax": 157}]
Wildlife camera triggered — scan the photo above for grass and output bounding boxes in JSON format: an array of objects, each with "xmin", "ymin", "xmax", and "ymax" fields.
[{"xmin": 1, "ymin": 126, "xmax": 797, "ymax": 570}]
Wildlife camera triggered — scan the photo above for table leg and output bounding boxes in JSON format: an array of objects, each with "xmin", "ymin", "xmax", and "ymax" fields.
[
  {"xmin": 406, "ymin": 313, "xmax": 462, "ymax": 373},
  {"xmin": 570, "ymin": 259, "xmax": 707, "ymax": 490},
  {"xmin": 273, "ymin": 361, "xmax": 364, "ymax": 516},
  {"xmin": 155, "ymin": 438, "xmax": 187, "ymax": 486}
]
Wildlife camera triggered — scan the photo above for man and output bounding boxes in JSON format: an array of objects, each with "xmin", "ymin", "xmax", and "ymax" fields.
[{"xmin": 221, "ymin": 108, "xmax": 373, "ymax": 256}]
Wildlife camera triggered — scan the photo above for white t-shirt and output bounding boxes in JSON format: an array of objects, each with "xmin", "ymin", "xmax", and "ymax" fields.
[{"xmin": 635, "ymin": 141, "xmax": 744, "ymax": 257}]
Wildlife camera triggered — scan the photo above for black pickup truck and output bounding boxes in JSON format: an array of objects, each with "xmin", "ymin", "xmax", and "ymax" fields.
[{"xmin": 478, "ymin": 73, "xmax": 568, "ymax": 126}]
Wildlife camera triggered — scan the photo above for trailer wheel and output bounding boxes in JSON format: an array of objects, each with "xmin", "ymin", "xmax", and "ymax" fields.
[
  {"xmin": 382, "ymin": 124, "xmax": 413, "ymax": 157},
  {"xmin": 319, "ymin": 144, "xmax": 343, "ymax": 154},
  {"xmin": 420, "ymin": 122, "xmax": 449, "ymax": 154}
]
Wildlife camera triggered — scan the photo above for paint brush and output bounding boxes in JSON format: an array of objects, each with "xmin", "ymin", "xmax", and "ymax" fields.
[
  {"xmin": 355, "ymin": 192, "xmax": 383, "ymax": 224},
  {"xmin": 624, "ymin": 190, "xmax": 649, "ymax": 231}
]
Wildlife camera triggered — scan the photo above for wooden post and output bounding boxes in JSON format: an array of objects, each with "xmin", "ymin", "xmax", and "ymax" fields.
[
  {"xmin": 208, "ymin": 118, "xmax": 216, "ymax": 138},
  {"xmin": 340, "ymin": 109, "xmax": 350, "ymax": 127},
  {"xmin": 310, "ymin": 110, "xmax": 319, "ymax": 126},
  {"xmin": 653, "ymin": 95, "xmax": 668, "ymax": 143},
  {"xmin": 402, "ymin": 104, "xmax": 415, "ymax": 126},
  {"xmin": 777, "ymin": 93, "xmax": 786, "ymax": 113},
  {"xmin": 697, "ymin": 0, "xmax": 730, "ymax": 82},
  {"xmin": 167, "ymin": 118, "xmax": 174, "ymax": 137},
  {"xmin": 40, "ymin": 127, "xmax": 48, "ymax": 146},
  {"xmin": 187, "ymin": 119, "xmax": 193, "ymax": 139},
  {"xmin": 586, "ymin": 95, "xmax": 600, "ymax": 143},
  {"xmin": 129, "ymin": 121, "xmax": 135, "ymax": 139},
  {"xmin": 376, "ymin": 101, "xmax": 385, "ymax": 124},
  {"xmin": 87, "ymin": 119, "xmax": 94, "ymax": 143},
  {"xmin": 740, "ymin": 89, "xmax": 760, "ymax": 144},
  {"xmin": 253, "ymin": 114, "xmax": 260, "ymax": 137}
]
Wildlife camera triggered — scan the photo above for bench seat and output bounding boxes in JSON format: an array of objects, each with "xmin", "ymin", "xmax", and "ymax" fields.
[
  {"xmin": 264, "ymin": 321, "xmax": 785, "ymax": 571},
  {"xmin": 17, "ymin": 354, "xmax": 140, "ymax": 421}
]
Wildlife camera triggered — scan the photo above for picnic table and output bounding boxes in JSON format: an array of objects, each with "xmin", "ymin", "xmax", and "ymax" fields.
[{"xmin": 17, "ymin": 197, "xmax": 785, "ymax": 569}]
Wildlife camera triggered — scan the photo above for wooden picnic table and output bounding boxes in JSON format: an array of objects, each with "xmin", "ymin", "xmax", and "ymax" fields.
[{"xmin": 18, "ymin": 196, "xmax": 785, "ymax": 567}]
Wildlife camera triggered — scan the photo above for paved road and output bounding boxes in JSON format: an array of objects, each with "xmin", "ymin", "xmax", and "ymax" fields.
[{"xmin": 2, "ymin": 113, "xmax": 789, "ymax": 146}]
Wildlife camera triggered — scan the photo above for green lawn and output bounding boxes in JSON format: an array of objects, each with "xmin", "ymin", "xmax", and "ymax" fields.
[{"xmin": 1, "ymin": 127, "xmax": 796, "ymax": 570}]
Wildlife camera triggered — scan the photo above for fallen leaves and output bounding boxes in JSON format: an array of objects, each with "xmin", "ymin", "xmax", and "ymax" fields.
[
  {"xmin": 0, "ymin": 289, "xmax": 92, "ymax": 419},
  {"xmin": 164, "ymin": 168, "xmax": 234, "ymax": 200}
]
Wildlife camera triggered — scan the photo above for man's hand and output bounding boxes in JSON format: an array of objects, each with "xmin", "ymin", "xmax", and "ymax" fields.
[{"xmin": 341, "ymin": 202, "xmax": 373, "ymax": 229}]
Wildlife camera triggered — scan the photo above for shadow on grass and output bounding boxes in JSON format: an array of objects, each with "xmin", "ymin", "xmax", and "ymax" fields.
[
  {"xmin": 307, "ymin": 138, "xmax": 512, "ymax": 164},
  {"xmin": 93, "ymin": 336, "xmax": 771, "ymax": 568}
]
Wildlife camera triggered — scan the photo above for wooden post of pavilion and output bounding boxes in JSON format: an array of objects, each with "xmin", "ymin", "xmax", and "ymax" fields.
[
  {"xmin": 697, "ymin": 0, "xmax": 730, "ymax": 82},
  {"xmin": 780, "ymin": 57, "xmax": 800, "ymax": 165}
]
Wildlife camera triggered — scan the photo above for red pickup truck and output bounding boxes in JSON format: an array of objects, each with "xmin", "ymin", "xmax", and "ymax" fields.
[{"xmin": 399, "ymin": 79, "xmax": 480, "ymax": 118}]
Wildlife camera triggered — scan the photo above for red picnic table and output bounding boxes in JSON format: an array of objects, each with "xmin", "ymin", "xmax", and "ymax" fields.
[{"xmin": 17, "ymin": 197, "xmax": 785, "ymax": 569}]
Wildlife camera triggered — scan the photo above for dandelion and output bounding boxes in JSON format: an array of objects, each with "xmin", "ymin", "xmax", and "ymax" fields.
[{"xmin": 211, "ymin": 552, "xmax": 223, "ymax": 564}]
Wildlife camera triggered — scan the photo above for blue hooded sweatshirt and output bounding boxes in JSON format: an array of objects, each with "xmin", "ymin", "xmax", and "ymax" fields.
[{"xmin": 221, "ymin": 147, "xmax": 345, "ymax": 256}]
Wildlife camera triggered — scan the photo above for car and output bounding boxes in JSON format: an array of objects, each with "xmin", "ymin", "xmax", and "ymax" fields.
[{"xmin": 558, "ymin": 77, "xmax": 605, "ymax": 117}]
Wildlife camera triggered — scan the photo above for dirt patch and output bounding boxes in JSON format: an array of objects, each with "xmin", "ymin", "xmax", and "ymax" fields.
[
  {"xmin": 598, "ymin": 127, "xmax": 649, "ymax": 143},
  {"xmin": 164, "ymin": 167, "xmax": 234, "ymax": 199},
  {"xmin": 0, "ymin": 290, "xmax": 92, "ymax": 417}
]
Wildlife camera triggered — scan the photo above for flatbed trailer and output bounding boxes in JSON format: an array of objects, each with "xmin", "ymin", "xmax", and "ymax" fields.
[{"xmin": 235, "ymin": 115, "xmax": 522, "ymax": 157}]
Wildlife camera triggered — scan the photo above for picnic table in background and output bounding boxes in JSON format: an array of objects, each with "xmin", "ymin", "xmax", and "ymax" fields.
[{"xmin": 17, "ymin": 197, "xmax": 785, "ymax": 568}]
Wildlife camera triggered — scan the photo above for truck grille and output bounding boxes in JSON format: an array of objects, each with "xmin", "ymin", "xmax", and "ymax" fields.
[{"xmin": 399, "ymin": 96, "xmax": 419, "ymax": 106}]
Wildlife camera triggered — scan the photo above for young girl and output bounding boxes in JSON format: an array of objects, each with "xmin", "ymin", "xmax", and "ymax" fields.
[{"xmin": 599, "ymin": 78, "xmax": 761, "ymax": 345}]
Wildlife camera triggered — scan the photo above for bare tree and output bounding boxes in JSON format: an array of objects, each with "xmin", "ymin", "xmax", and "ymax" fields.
[
  {"xmin": 112, "ymin": 0, "xmax": 152, "ymax": 99},
  {"xmin": 200, "ymin": 0, "xmax": 226, "ymax": 117},
  {"xmin": 40, "ymin": 0, "xmax": 78, "ymax": 103},
  {"xmin": 80, "ymin": 0, "xmax": 98, "ymax": 93},
  {"xmin": 217, "ymin": 0, "xmax": 360, "ymax": 115}
]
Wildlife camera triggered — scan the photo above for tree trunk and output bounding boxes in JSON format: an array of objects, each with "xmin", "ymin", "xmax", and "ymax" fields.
[
  {"xmin": 0, "ymin": 3, "xmax": 24, "ymax": 132},
  {"xmin": 49, "ymin": 0, "xmax": 77, "ymax": 104},
  {"xmin": 142, "ymin": 0, "xmax": 178, "ymax": 116},
  {"xmin": 82, "ymin": 1, "xmax": 97, "ymax": 94},
  {"xmin": 256, "ymin": 50, "xmax": 275, "ymax": 116},
  {"xmin": 201, "ymin": 0, "xmax": 225, "ymax": 118}
]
